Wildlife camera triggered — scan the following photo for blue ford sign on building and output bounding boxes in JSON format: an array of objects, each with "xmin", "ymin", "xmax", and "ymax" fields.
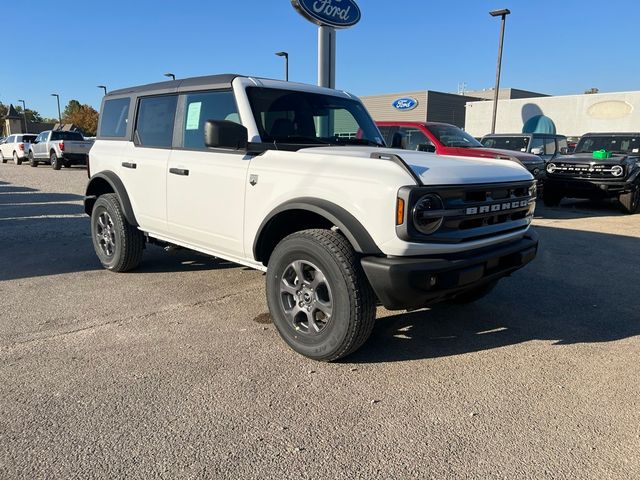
[
  {"xmin": 291, "ymin": 0, "xmax": 361, "ymax": 28},
  {"xmin": 392, "ymin": 97, "xmax": 419, "ymax": 111}
]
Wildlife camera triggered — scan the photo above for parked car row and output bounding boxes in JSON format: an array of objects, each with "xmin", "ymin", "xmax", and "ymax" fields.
[{"xmin": 0, "ymin": 130, "xmax": 93, "ymax": 169}]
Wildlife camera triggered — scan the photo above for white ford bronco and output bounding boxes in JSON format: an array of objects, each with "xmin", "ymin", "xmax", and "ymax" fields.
[{"xmin": 85, "ymin": 74, "xmax": 538, "ymax": 361}]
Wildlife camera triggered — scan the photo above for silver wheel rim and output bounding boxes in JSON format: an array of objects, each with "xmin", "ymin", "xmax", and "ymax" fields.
[
  {"xmin": 279, "ymin": 260, "xmax": 333, "ymax": 336},
  {"xmin": 95, "ymin": 211, "xmax": 116, "ymax": 257},
  {"xmin": 13, "ymin": 152, "xmax": 18, "ymax": 164}
]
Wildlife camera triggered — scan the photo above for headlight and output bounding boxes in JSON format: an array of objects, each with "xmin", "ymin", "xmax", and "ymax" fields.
[
  {"xmin": 611, "ymin": 165, "xmax": 624, "ymax": 177},
  {"xmin": 412, "ymin": 194, "xmax": 444, "ymax": 235},
  {"xmin": 546, "ymin": 162, "xmax": 557, "ymax": 174}
]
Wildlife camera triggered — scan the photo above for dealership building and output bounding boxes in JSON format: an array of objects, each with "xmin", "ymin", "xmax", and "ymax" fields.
[{"xmin": 360, "ymin": 87, "xmax": 640, "ymax": 139}]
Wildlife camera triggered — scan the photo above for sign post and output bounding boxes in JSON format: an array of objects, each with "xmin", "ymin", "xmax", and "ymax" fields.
[{"xmin": 291, "ymin": 0, "xmax": 361, "ymax": 89}]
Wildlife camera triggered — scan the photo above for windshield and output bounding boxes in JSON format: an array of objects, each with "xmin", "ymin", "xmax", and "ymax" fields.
[
  {"xmin": 429, "ymin": 124, "xmax": 482, "ymax": 148},
  {"xmin": 481, "ymin": 136, "xmax": 529, "ymax": 151},
  {"xmin": 575, "ymin": 135, "xmax": 640, "ymax": 154},
  {"xmin": 246, "ymin": 87, "xmax": 383, "ymax": 146}
]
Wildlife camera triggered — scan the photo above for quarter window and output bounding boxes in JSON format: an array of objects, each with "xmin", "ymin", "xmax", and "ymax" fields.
[
  {"xmin": 135, "ymin": 95, "xmax": 178, "ymax": 148},
  {"xmin": 99, "ymin": 98, "xmax": 130, "ymax": 138},
  {"xmin": 181, "ymin": 91, "xmax": 239, "ymax": 149}
]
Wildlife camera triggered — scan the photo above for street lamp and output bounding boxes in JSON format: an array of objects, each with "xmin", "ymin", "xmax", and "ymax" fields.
[
  {"xmin": 164, "ymin": 73, "xmax": 176, "ymax": 81},
  {"xmin": 489, "ymin": 8, "xmax": 511, "ymax": 134},
  {"xmin": 97, "ymin": 85, "xmax": 107, "ymax": 95},
  {"xmin": 18, "ymin": 99, "xmax": 28, "ymax": 133},
  {"xmin": 51, "ymin": 93, "xmax": 62, "ymax": 124},
  {"xmin": 275, "ymin": 51, "xmax": 289, "ymax": 81}
]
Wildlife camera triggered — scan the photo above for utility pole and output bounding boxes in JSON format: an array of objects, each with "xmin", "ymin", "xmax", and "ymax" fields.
[{"xmin": 489, "ymin": 8, "xmax": 510, "ymax": 134}]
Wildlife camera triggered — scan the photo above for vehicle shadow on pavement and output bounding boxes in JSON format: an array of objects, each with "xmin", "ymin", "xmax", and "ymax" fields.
[
  {"xmin": 535, "ymin": 199, "xmax": 625, "ymax": 219},
  {"xmin": 349, "ymin": 225, "xmax": 640, "ymax": 363}
]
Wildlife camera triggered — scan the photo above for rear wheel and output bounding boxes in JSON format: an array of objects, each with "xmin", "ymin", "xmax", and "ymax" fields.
[
  {"xmin": 13, "ymin": 151, "xmax": 22, "ymax": 165},
  {"xmin": 266, "ymin": 229, "xmax": 376, "ymax": 362},
  {"xmin": 91, "ymin": 193, "xmax": 144, "ymax": 272},
  {"xmin": 619, "ymin": 186, "xmax": 639, "ymax": 214},
  {"xmin": 50, "ymin": 151, "xmax": 61, "ymax": 170},
  {"xmin": 543, "ymin": 188, "xmax": 562, "ymax": 207},
  {"xmin": 0, "ymin": 152, "xmax": 5, "ymax": 163},
  {"xmin": 28, "ymin": 151, "xmax": 38, "ymax": 167}
]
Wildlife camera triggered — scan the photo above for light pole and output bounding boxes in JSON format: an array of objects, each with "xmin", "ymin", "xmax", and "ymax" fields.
[
  {"xmin": 18, "ymin": 99, "xmax": 28, "ymax": 133},
  {"xmin": 164, "ymin": 73, "xmax": 176, "ymax": 81},
  {"xmin": 489, "ymin": 8, "xmax": 510, "ymax": 134},
  {"xmin": 97, "ymin": 85, "xmax": 107, "ymax": 96},
  {"xmin": 51, "ymin": 93, "xmax": 62, "ymax": 124},
  {"xmin": 275, "ymin": 51, "xmax": 289, "ymax": 81}
]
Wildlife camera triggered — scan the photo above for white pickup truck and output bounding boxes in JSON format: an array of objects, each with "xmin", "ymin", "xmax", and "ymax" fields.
[
  {"xmin": 85, "ymin": 74, "xmax": 538, "ymax": 361},
  {"xmin": 28, "ymin": 130, "xmax": 93, "ymax": 169}
]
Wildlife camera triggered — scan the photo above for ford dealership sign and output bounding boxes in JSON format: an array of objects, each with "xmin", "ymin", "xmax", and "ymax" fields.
[
  {"xmin": 291, "ymin": 0, "xmax": 361, "ymax": 28},
  {"xmin": 392, "ymin": 97, "xmax": 418, "ymax": 111}
]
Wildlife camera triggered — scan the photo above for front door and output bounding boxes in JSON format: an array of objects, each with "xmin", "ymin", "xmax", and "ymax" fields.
[{"xmin": 166, "ymin": 90, "xmax": 250, "ymax": 259}]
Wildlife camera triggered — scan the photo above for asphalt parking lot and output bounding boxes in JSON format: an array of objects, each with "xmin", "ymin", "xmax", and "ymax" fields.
[{"xmin": 1, "ymin": 164, "xmax": 639, "ymax": 479}]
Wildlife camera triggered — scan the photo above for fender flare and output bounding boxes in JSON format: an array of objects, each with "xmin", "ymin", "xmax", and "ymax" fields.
[
  {"xmin": 253, "ymin": 197, "xmax": 382, "ymax": 260},
  {"xmin": 84, "ymin": 170, "xmax": 138, "ymax": 226}
]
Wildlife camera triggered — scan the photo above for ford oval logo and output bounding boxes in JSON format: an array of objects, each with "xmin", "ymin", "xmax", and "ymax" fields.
[
  {"xmin": 291, "ymin": 0, "xmax": 361, "ymax": 28},
  {"xmin": 392, "ymin": 97, "xmax": 418, "ymax": 111}
]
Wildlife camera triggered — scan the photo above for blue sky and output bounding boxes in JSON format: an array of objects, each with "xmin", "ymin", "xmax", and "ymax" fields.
[{"xmin": 3, "ymin": 0, "xmax": 638, "ymax": 118}]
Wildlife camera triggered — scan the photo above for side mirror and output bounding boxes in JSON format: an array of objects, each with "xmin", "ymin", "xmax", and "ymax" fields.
[
  {"xmin": 390, "ymin": 132, "xmax": 404, "ymax": 149},
  {"xmin": 417, "ymin": 143, "xmax": 436, "ymax": 153},
  {"xmin": 204, "ymin": 120, "xmax": 248, "ymax": 150},
  {"xmin": 559, "ymin": 147, "xmax": 568, "ymax": 154},
  {"xmin": 530, "ymin": 147, "xmax": 544, "ymax": 155}
]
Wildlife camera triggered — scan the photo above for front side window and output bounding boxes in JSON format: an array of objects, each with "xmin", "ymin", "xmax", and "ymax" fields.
[
  {"xmin": 428, "ymin": 125, "xmax": 481, "ymax": 148},
  {"xmin": 135, "ymin": 95, "xmax": 177, "ymax": 148},
  {"xmin": 399, "ymin": 128, "xmax": 431, "ymax": 150},
  {"xmin": 100, "ymin": 97, "xmax": 130, "ymax": 138},
  {"xmin": 182, "ymin": 91, "xmax": 239, "ymax": 149},
  {"xmin": 530, "ymin": 137, "xmax": 544, "ymax": 153},
  {"xmin": 246, "ymin": 87, "xmax": 383, "ymax": 147}
]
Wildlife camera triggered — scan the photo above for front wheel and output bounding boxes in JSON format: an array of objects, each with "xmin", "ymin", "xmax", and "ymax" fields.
[
  {"xmin": 619, "ymin": 187, "xmax": 639, "ymax": 214},
  {"xmin": 13, "ymin": 151, "xmax": 22, "ymax": 165},
  {"xmin": 28, "ymin": 151, "xmax": 38, "ymax": 167},
  {"xmin": 266, "ymin": 229, "xmax": 376, "ymax": 362},
  {"xmin": 91, "ymin": 193, "xmax": 144, "ymax": 272},
  {"xmin": 50, "ymin": 151, "xmax": 61, "ymax": 170}
]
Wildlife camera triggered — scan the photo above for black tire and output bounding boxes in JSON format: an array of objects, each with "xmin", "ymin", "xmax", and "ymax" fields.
[
  {"xmin": 91, "ymin": 193, "xmax": 144, "ymax": 272},
  {"xmin": 266, "ymin": 229, "xmax": 376, "ymax": 362},
  {"xmin": 50, "ymin": 151, "xmax": 61, "ymax": 170},
  {"xmin": 619, "ymin": 186, "xmax": 639, "ymax": 214},
  {"xmin": 543, "ymin": 188, "xmax": 562, "ymax": 207},
  {"xmin": 13, "ymin": 151, "xmax": 22, "ymax": 165},
  {"xmin": 448, "ymin": 281, "xmax": 498, "ymax": 304},
  {"xmin": 0, "ymin": 152, "xmax": 6, "ymax": 163},
  {"xmin": 28, "ymin": 151, "xmax": 38, "ymax": 167}
]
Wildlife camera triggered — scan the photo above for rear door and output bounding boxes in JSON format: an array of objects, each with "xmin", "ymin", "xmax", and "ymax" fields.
[
  {"xmin": 119, "ymin": 94, "xmax": 177, "ymax": 234},
  {"xmin": 166, "ymin": 89, "xmax": 250, "ymax": 259},
  {"xmin": 1, "ymin": 135, "xmax": 14, "ymax": 157},
  {"xmin": 33, "ymin": 132, "xmax": 48, "ymax": 159}
]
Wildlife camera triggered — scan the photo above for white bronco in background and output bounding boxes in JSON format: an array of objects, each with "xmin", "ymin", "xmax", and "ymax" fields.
[{"xmin": 85, "ymin": 74, "xmax": 538, "ymax": 361}]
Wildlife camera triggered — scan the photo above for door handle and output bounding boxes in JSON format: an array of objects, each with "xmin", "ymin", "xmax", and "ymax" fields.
[
  {"xmin": 122, "ymin": 162, "xmax": 137, "ymax": 169},
  {"xmin": 169, "ymin": 167, "xmax": 189, "ymax": 176}
]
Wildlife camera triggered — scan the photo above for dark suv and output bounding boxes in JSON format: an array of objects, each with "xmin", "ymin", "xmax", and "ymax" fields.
[
  {"xmin": 543, "ymin": 132, "xmax": 640, "ymax": 214},
  {"xmin": 481, "ymin": 133, "xmax": 568, "ymax": 163}
]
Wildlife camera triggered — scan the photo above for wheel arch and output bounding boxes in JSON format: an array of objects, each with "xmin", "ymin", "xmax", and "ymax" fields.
[
  {"xmin": 84, "ymin": 171, "xmax": 138, "ymax": 226},
  {"xmin": 253, "ymin": 198, "xmax": 381, "ymax": 266}
]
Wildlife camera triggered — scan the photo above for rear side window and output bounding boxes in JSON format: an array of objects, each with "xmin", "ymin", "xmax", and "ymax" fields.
[
  {"xmin": 135, "ymin": 95, "xmax": 177, "ymax": 148},
  {"xmin": 181, "ymin": 91, "xmax": 239, "ymax": 149},
  {"xmin": 100, "ymin": 98, "xmax": 130, "ymax": 138}
]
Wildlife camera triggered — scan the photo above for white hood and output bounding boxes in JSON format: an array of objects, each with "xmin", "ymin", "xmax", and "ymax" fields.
[{"xmin": 298, "ymin": 146, "xmax": 533, "ymax": 185}]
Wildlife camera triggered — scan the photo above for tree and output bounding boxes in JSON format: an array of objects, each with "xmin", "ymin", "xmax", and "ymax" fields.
[
  {"xmin": 584, "ymin": 87, "xmax": 599, "ymax": 94},
  {"xmin": 15, "ymin": 106, "xmax": 44, "ymax": 123},
  {"xmin": 62, "ymin": 99, "xmax": 82, "ymax": 119},
  {"xmin": 62, "ymin": 103, "xmax": 99, "ymax": 136},
  {"xmin": 0, "ymin": 102, "xmax": 7, "ymax": 119}
]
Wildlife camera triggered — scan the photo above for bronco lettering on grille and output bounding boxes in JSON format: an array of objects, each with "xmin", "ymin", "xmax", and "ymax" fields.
[{"xmin": 465, "ymin": 200, "xmax": 529, "ymax": 215}]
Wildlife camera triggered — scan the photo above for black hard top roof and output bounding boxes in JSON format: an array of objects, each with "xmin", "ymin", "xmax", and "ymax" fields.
[
  {"xmin": 107, "ymin": 73, "xmax": 243, "ymax": 97},
  {"xmin": 581, "ymin": 132, "xmax": 640, "ymax": 137},
  {"xmin": 483, "ymin": 133, "xmax": 566, "ymax": 138}
]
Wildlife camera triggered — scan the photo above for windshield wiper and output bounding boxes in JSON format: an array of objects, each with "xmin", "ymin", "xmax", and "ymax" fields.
[{"xmin": 334, "ymin": 137, "xmax": 384, "ymax": 147}]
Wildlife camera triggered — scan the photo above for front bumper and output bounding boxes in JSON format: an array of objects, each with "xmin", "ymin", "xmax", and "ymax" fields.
[
  {"xmin": 545, "ymin": 176, "xmax": 634, "ymax": 197},
  {"xmin": 361, "ymin": 229, "xmax": 539, "ymax": 310}
]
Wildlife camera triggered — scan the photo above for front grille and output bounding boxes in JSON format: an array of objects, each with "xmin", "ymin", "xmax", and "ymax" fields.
[
  {"xmin": 548, "ymin": 162, "xmax": 624, "ymax": 179},
  {"xmin": 399, "ymin": 181, "xmax": 535, "ymax": 244}
]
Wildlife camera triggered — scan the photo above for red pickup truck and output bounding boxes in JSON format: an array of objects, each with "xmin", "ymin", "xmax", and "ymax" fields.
[{"xmin": 376, "ymin": 121, "xmax": 545, "ymax": 181}]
